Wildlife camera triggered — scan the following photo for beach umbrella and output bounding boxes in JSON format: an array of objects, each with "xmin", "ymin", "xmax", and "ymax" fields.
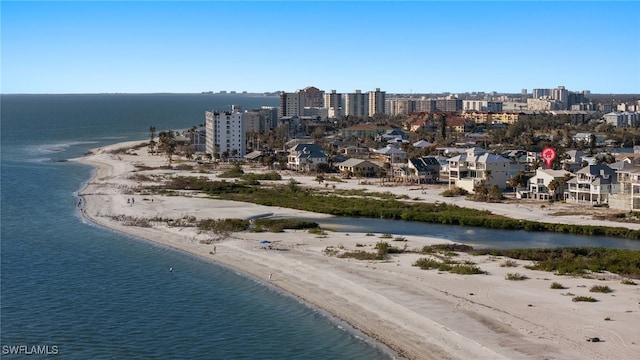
[{"xmin": 260, "ymin": 240, "xmax": 272, "ymax": 247}]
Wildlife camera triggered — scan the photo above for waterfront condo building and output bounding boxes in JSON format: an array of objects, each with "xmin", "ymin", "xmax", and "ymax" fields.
[
  {"xmin": 205, "ymin": 108, "xmax": 246, "ymax": 161},
  {"xmin": 324, "ymin": 90, "xmax": 343, "ymax": 119},
  {"xmin": 343, "ymin": 90, "xmax": 369, "ymax": 118},
  {"xmin": 279, "ymin": 91, "xmax": 304, "ymax": 119},
  {"xmin": 301, "ymin": 86, "xmax": 325, "ymax": 108},
  {"xmin": 368, "ymin": 88, "xmax": 386, "ymax": 116}
]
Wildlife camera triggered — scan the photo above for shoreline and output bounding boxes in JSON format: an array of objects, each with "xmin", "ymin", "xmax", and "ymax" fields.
[{"xmin": 71, "ymin": 140, "xmax": 640, "ymax": 360}]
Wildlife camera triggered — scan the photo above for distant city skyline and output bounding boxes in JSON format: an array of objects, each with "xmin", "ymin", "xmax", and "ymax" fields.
[{"xmin": 2, "ymin": 1, "xmax": 639, "ymax": 94}]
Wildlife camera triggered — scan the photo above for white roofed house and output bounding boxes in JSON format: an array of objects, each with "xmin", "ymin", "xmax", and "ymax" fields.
[
  {"xmin": 336, "ymin": 158, "xmax": 380, "ymax": 178},
  {"xmin": 447, "ymin": 148, "xmax": 524, "ymax": 193},
  {"xmin": 287, "ymin": 143, "xmax": 328, "ymax": 172},
  {"xmin": 374, "ymin": 145, "xmax": 407, "ymax": 165},
  {"xmin": 527, "ymin": 168, "xmax": 572, "ymax": 201},
  {"xmin": 564, "ymin": 164, "xmax": 618, "ymax": 205}
]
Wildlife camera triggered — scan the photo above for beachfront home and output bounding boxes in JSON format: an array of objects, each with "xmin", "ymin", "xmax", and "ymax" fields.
[
  {"xmin": 447, "ymin": 148, "xmax": 523, "ymax": 193},
  {"xmin": 527, "ymin": 168, "xmax": 572, "ymax": 201},
  {"xmin": 564, "ymin": 164, "xmax": 618, "ymax": 205},
  {"xmin": 607, "ymin": 165, "xmax": 640, "ymax": 211},
  {"xmin": 374, "ymin": 145, "xmax": 407, "ymax": 165},
  {"xmin": 287, "ymin": 143, "xmax": 328, "ymax": 172},
  {"xmin": 406, "ymin": 156, "xmax": 441, "ymax": 183},
  {"xmin": 336, "ymin": 159, "xmax": 380, "ymax": 178}
]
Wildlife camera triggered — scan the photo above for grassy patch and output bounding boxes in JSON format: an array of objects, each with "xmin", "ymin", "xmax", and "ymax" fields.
[
  {"xmin": 621, "ymin": 278, "xmax": 637, "ymax": 285},
  {"xmin": 413, "ymin": 257, "xmax": 484, "ymax": 274},
  {"xmin": 572, "ymin": 296, "xmax": 598, "ymax": 302},
  {"xmin": 550, "ymin": 282, "xmax": 565, "ymax": 289},
  {"xmin": 308, "ymin": 227, "xmax": 327, "ymax": 235},
  {"xmin": 505, "ymin": 273, "xmax": 528, "ymax": 281},
  {"xmin": 472, "ymin": 247, "xmax": 640, "ymax": 278},
  {"xmin": 589, "ymin": 285, "xmax": 612, "ymax": 293},
  {"xmin": 500, "ymin": 259, "xmax": 519, "ymax": 267}
]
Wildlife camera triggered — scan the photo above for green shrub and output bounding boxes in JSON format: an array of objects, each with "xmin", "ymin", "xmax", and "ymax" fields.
[
  {"xmin": 413, "ymin": 257, "xmax": 441, "ymax": 270},
  {"xmin": 621, "ymin": 279, "xmax": 637, "ymax": 285},
  {"xmin": 589, "ymin": 285, "xmax": 612, "ymax": 293},
  {"xmin": 572, "ymin": 296, "xmax": 598, "ymax": 302},
  {"xmin": 449, "ymin": 264, "xmax": 484, "ymax": 275},
  {"xmin": 339, "ymin": 250, "xmax": 380, "ymax": 260},
  {"xmin": 550, "ymin": 282, "xmax": 565, "ymax": 289},
  {"xmin": 324, "ymin": 246, "xmax": 338, "ymax": 256},
  {"xmin": 500, "ymin": 259, "xmax": 519, "ymax": 267},
  {"xmin": 505, "ymin": 273, "xmax": 528, "ymax": 281},
  {"xmin": 308, "ymin": 227, "xmax": 327, "ymax": 235}
]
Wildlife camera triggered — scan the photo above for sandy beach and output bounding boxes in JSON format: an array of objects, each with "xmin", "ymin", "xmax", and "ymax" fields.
[{"xmin": 72, "ymin": 141, "xmax": 640, "ymax": 360}]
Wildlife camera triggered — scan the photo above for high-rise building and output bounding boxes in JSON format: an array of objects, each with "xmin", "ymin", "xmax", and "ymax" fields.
[
  {"xmin": 551, "ymin": 86, "xmax": 569, "ymax": 108},
  {"xmin": 324, "ymin": 90, "xmax": 342, "ymax": 118},
  {"xmin": 368, "ymin": 88, "xmax": 386, "ymax": 116},
  {"xmin": 205, "ymin": 108, "xmax": 246, "ymax": 160},
  {"xmin": 343, "ymin": 90, "xmax": 368, "ymax": 118},
  {"xmin": 260, "ymin": 106, "xmax": 279, "ymax": 130},
  {"xmin": 462, "ymin": 100, "xmax": 503, "ymax": 112},
  {"xmin": 385, "ymin": 98, "xmax": 415, "ymax": 115},
  {"xmin": 414, "ymin": 98, "xmax": 436, "ymax": 113},
  {"xmin": 532, "ymin": 88, "xmax": 550, "ymax": 99},
  {"xmin": 301, "ymin": 86, "xmax": 324, "ymax": 108},
  {"xmin": 435, "ymin": 96, "xmax": 462, "ymax": 112},
  {"xmin": 279, "ymin": 91, "xmax": 304, "ymax": 119}
]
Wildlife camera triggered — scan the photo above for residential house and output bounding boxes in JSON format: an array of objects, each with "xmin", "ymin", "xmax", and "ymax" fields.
[
  {"xmin": 413, "ymin": 140, "xmax": 432, "ymax": 148},
  {"xmin": 609, "ymin": 165, "xmax": 640, "ymax": 211},
  {"xmin": 407, "ymin": 156, "xmax": 441, "ymax": 183},
  {"xmin": 243, "ymin": 150, "xmax": 264, "ymax": 163},
  {"xmin": 446, "ymin": 116, "xmax": 469, "ymax": 133},
  {"xmin": 189, "ymin": 126, "xmax": 207, "ymax": 153},
  {"xmin": 340, "ymin": 145, "xmax": 370, "ymax": 157},
  {"xmin": 527, "ymin": 168, "xmax": 572, "ymax": 200},
  {"xmin": 448, "ymin": 148, "xmax": 523, "ymax": 193},
  {"xmin": 377, "ymin": 129, "xmax": 407, "ymax": 143},
  {"xmin": 340, "ymin": 124, "xmax": 395, "ymax": 139},
  {"xmin": 563, "ymin": 149, "xmax": 587, "ymax": 171},
  {"xmin": 336, "ymin": 159, "xmax": 380, "ymax": 178},
  {"xmin": 287, "ymin": 143, "xmax": 328, "ymax": 171},
  {"xmin": 404, "ymin": 113, "xmax": 433, "ymax": 132},
  {"xmin": 461, "ymin": 111, "xmax": 493, "ymax": 125},
  {"xmin": 491, "ymin": 112, "xmax": 522, "ymax": 125},
  {"xmin": 564, "ymin": 164, "xmax": 618, "ymax": 204},
  {"xmin": 374, "ymin": 145, "xmax": 407, "ymax": 165}
]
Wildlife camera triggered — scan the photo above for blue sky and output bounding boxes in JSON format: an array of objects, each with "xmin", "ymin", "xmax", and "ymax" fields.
[{"xmin": 2, "ymin": 1, "xmax": 639, "ymax": 94}]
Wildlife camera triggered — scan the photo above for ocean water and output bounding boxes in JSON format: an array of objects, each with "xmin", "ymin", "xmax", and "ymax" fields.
[{"xmin": 0, "ymin": 94, "xmax": 392, "ymax": 359}]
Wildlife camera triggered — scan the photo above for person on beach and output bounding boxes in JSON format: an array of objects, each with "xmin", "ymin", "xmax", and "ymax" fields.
[
  {"xmin": 268, "ymin": 273, "xmax": 272, "ymax": 280},
  {"xmin": 213, "ymin": 246, "xmax": 216, "ymax": 254}
]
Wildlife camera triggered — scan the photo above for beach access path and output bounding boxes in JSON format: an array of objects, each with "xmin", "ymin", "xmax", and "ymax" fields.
[{"xmin": 72, "ymin": 141, "xmax": 640, "ymax": 360}]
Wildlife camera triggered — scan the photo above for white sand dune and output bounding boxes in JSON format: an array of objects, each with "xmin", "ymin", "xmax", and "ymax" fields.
[{"xmin": 72, "ymin": 141, "xmax": 640, "ymax": 360}]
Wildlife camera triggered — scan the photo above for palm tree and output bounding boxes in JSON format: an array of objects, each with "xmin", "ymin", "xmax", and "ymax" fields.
[
  {"xmin": 148, "ymin": 126, "xmax": 157, "ymax": 154},
  {"xmin": 213, "ymin": 144, "xmax": 220, "ymax": 162},
  {"xmin": 158, "ymin": 131, "xmax": 176, "ymax": 167}
]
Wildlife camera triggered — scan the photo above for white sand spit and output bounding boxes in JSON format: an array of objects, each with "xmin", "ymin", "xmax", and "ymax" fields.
[{"xmin": 71, "ymin": 141, "xmax": 640, "ymax": 360}]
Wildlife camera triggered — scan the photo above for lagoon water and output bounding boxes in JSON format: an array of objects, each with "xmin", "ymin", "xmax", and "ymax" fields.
[{"xmin": 0, "ymin": 94, "xmax": 391, "ymax": 359}]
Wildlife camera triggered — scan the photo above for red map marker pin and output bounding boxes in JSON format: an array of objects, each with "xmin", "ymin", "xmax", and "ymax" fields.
[{"xmin": 541, "ymin": 147, "xmax": 556, "ymax": 168}]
